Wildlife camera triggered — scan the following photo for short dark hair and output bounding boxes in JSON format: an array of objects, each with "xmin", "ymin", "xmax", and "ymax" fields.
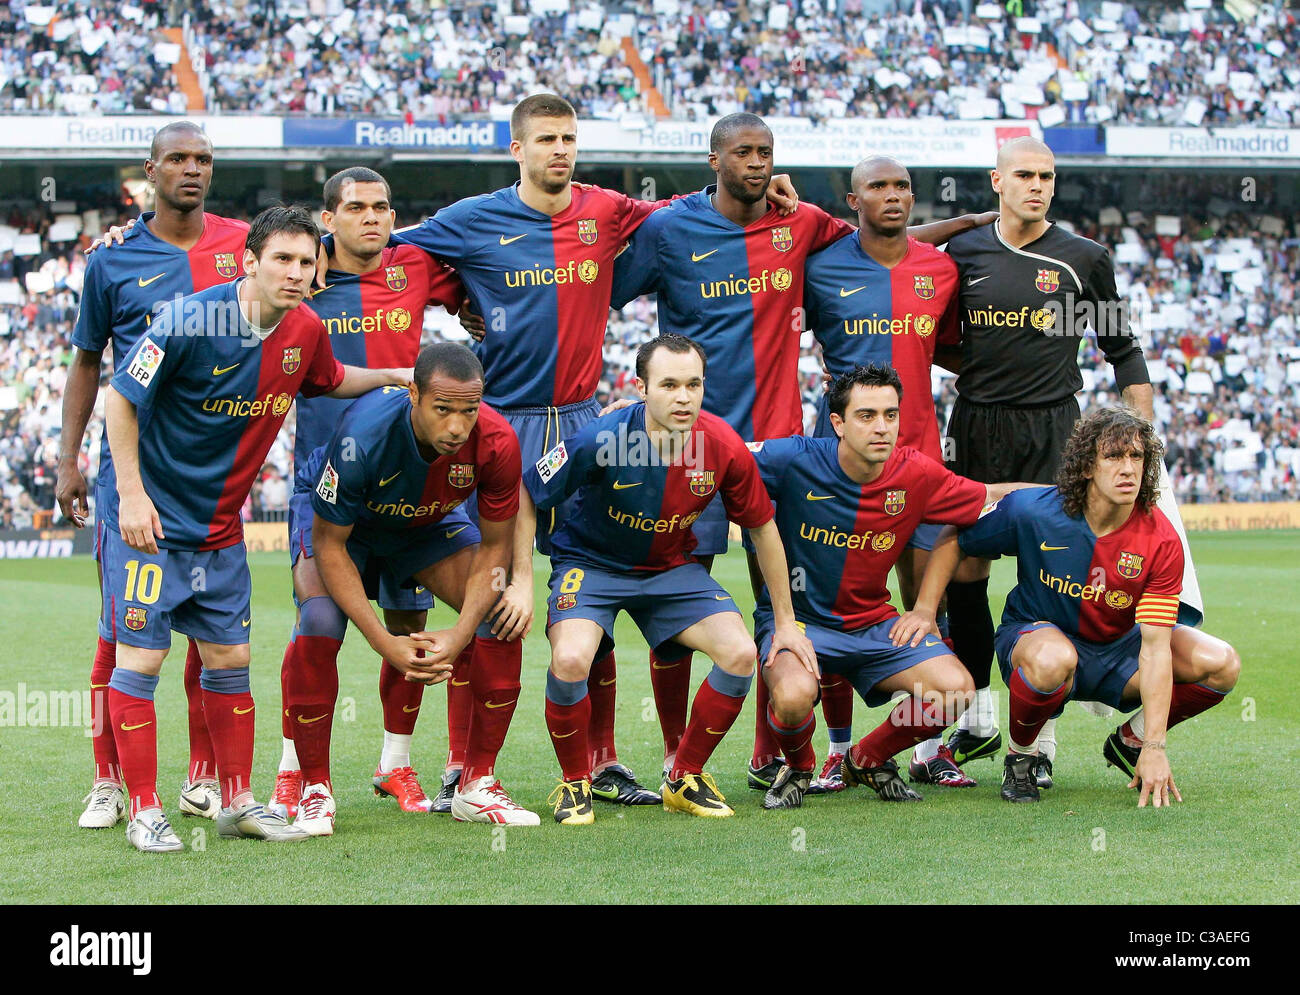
[
  {"xmin": 827, "ymin": 363, "xmax": 904, "ymax": 419},
  {"xmin": 510, "ymin": 93, "xmax": 577, "ymax": 140},
  {"xmin": 415, "ymin": 342, "xmax": 484, "ymax": 394},
  {"xmin": 1056, "ymin": 405, "xmax": 1163, "ymax": 518},
  {"xmin": 635, "ymin": 334, "xmax": 708, "ymax": 382},
  {"xmin": 149, "ymin": 121, "xmax": 210, "ymax": 161},
  {"xmin": 246, "ymin": 205, "xmax": 320, "ymax": 261},
  {"xmin": 323, "ymin": 167, "xmax": 391, "ymax": 213},
  {"xmin": 710, "ymin": 112, "xmax": 772, "ymax": 153}
]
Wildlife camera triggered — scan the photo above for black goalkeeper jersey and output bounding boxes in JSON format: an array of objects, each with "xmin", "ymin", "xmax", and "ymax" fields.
[{"xmin": 945, "ymin": 221, "xmax": 1149, "ymax": 406}]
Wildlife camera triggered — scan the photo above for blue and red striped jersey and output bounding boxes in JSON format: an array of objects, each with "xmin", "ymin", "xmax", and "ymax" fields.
[
  {"xmin": 610, "ymin": 189, "xmax": 851, "ymax": 441},
  {"xmin": 524, "ymin": 403, "xmax": 773, "ymax": 573},
  {"xmin": 804, "ymin": 234, "xmax": 960, "ymax": 461},
  {"xmin": 752, "ymin": 436, "xmax": 987, "ymax": 630},
  {"xmin": 105, "ymin": 281, "xmax": 344, "ymax": 550},
  {"xmin": 310, "ymin": 387, "xmax": 520, "ymax": 531},
  {"xmin": 294, "ymin": 245, "xmax": 464, "ymax": 473},
  {"xmin": 71, "ymin": 212, "xmax": 249, "ymax": 475},
  {"xmin": 958, "ymin": 487, "xmax": 1184, "ymax": 640},
  {"xmin": 391, "ymin": 182, "xmax": 662, "ymax": 408}
]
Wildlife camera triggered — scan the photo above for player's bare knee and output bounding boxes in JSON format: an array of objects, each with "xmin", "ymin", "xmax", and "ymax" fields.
[
  {"xmin": 549, "ymin": 650, "xmax": 592, "ymax": 684},
  {"xmin": 769, "ymin": 670, "xmax": 817, "ymax": 722},
  {"xmin": 382, "ymin": 609, "xmax": 426, "ymax": 636},
  {"xmin": 1207, "ymin": 641, "xmax": 1241, "ymax": 691},
  {"xmin": 717, "ymin": 638, "xmax": 757, "ymax": 676},
  {"xmin": 1023, "ymin": 642, "xmax": 1075, "ymax": 688}
]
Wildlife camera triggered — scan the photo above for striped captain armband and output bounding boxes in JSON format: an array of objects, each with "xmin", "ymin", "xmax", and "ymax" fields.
[{"xmin": 1134, "ymin": 593, "xmax": 1180, "ymax": 627}]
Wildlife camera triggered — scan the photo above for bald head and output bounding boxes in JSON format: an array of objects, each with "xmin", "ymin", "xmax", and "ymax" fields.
[
  {"xmin": 150, "ymin": 121, "xmax": 210, "ymax": 162},
  {"xmin": 995, "ymin": 136, "xmax": 1053, "ymax": 172},
  {"xmin": 850, "ymin": 155, "xmax": 910, "ymax": 193}
]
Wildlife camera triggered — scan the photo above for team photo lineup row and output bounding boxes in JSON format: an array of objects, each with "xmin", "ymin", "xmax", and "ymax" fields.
[{"xmin": 58, "ymin": 94, "xmax": 1240, "ymax": 852}]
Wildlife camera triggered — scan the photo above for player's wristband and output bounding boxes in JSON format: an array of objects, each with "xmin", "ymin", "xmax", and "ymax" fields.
[{"xmin": 1141, "ymin": 741, "xmax": 1167, "ymax": 750}]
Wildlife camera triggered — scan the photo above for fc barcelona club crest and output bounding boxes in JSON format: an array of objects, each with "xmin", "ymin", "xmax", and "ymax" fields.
[
  {"xmin": 555, "ymin": 593, "xmax": 577, "ymax": 611},
  {"xmin": 884, "ymin": 489, "xmax": 907, "ymax": 515},
  {"xmin": 577, "ymin": 218, "xmax": 598, "ymax": 245},
  {"xmin": 771, "ymin": 226, "xmax": 793, "ymax": 252},
  {"xmin": 1035, "ymin": 268, "xmax": 1060, "ymax": 293},
  {"xmin": 281, "ymin": 347, "xmax": 301, "ymax": 375},
  {"xmin": 448, "ymin": 463, "xmax": 475, "ymax": 488},
  {"xmin": 687, "ymin": 469, "xmax": 716, "ymax": 497},
  {"xmin": 214, "ymin": 252, "xmax": 238, "ymax": 278},
  {"xmin": 385, "ymin": 265, "xmax": 408, "ymax": 292},
  {"xmin": 1117, "ymin": 551, "xmax": 1145, "ymax": 579},
  {"xmin": 913, "ymin": 275, "xmax": 935, "ymax": 300},
  {"xmin": 124, "ymin": 606, "xmax": 148, "ymax": 631}
]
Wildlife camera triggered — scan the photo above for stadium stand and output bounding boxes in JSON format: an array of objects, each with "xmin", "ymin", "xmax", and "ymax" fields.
[{"xmin": 1, "ymin": 1, "xmax": 1297, "ymax": 126}]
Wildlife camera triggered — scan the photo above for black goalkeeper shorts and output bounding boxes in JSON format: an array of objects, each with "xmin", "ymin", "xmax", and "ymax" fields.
[{"xmin": 946, "ymin": 394, "xmax": 1080, "ymax": 485}]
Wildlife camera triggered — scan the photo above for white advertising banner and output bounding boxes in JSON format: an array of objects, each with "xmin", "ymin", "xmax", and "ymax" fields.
[
  {"xmin": 578, "ymin": 117, "xmax": 1040, "ymax": 168},
  {"xmin": 1107, "ymin": 126, "xmax": 1300, "ymax": 158},
  {"xmin": 0, "ymin": 116, "xmax": 284, "ymax": 150}
]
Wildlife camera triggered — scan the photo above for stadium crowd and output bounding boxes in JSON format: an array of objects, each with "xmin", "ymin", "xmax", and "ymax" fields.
[
  {"xmin": 2, "ymin": 193, "xmax": 1296, "ymax": 532},
  {"xmin": 2, "ymin": 0, "xmax": 1298, "ymax": 126}
]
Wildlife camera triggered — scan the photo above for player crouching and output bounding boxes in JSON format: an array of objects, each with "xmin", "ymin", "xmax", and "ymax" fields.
[
  {"xmin": 526, "ymin": 334, "xmax": 816, "ymax": 823},
  {"xmin": 903, "ymin": 406, "xmax": 1240, "ymax": 806},
  {"xmin": 308, "ymin": 343, "xmax": 538, "ymax": 830},
  {"xmin": 750, "ymin": 365, "xmax": 1037, "ymax": 808}
]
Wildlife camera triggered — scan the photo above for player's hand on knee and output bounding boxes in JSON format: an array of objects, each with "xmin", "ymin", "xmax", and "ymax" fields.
[
  {"xmin": 488, "ymin": 581, "xmax": 533, "ymax": 642},
  {"xmin": 1131, "ymin": 747, "xmax": 1181, "ymax": 809},
  {"xmin": 768, "ymin": 623, "xmax": 819, "ymax": 678},
  {"xmin": 889, "ymin": 608, "xmax": 938, "ymax": 647}
]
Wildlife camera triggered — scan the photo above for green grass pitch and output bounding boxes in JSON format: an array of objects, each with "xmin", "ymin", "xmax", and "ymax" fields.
[{"xmin": 2, "ymin": 531, "xmax": 1296, "ymax": 904}]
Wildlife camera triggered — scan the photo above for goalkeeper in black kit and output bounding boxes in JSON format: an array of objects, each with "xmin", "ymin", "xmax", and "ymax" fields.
[{"xmin": 909, "ymin": 137, "xmax": 1155, "ymax": 789}]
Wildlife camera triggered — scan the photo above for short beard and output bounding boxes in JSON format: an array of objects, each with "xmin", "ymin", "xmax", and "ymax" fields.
[
  {"xmin": 530, "ymin": 162, "xmax": 572, "ymax": 195},
  {"xmin": 720, "ymin": 174, "xmax": 768, "ymax": 205}
]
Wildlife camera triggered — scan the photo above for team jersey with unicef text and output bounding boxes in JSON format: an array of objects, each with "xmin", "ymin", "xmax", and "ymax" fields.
[
  {"xmin": 311, "ymin": 387, "xmax": 521, "ymax": 532},
  {"xmin": 804, "ymin": 234, "xmax": 960, "ymax": 462},
  {"xmin": 610, "ymin": 189, "xmax": 852, "ymax": 441},
  {"xmin": 390, "ymin": 182, "xmax": 665, "ymax": 408},
  {"xmin": 958, "ymin": 486, "xmax": 1183, "ymax": 641},
  {"xmin": 752, "ymin": 437, "xmax": 987, "ymax": 631},
  {"xmin": 293, "ymin": 245, "xmax": 465, "ymax": 474},
  {"xmin": 524, "ymin": 403, "xmax": 773, "ymax": 573},
  {"xmin": 105, "ymin": 281, "xmax": 345, "ymax": 551},
  {"xmin": 945, "ymin": 222, "xmax": 1149, "ymax": 406},
  {"xmin": 71, "ymin": 212, "xmax": 250, "ymax": 475}
]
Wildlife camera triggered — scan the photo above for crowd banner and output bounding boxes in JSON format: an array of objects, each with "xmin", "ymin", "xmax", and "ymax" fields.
[
  {"xmin": 281, "ymin": 118, "xmax": 510, "ymax": 149},
  {"xmin": 0, "ymin": 527, "xmax": 95, "ymax": 558},
  {"xmin": 0, "ymin": 115, "xmax": 283, "ymax": 150},
  {"xmin": 577, "ymin": 117, "xmax": 1041, "ymax": 167},
  {"xmin": 1106, "ymin": 126, "xmax": 1300, "ymax": 159}
]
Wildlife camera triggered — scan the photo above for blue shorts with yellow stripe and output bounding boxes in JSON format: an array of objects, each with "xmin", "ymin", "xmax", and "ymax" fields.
[
  {"xmin": 755, "ymin": 610, "xmax": 952, "ymax": 708},
  {"xmin": 545, "ymin": 559, "xmax": 740, "ymax": 656}
]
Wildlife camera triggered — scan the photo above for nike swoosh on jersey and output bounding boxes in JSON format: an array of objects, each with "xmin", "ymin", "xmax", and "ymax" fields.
[
  {"xmin": 120, "ymin": 721, "xmax": 152, "ymax": 731},
  {"xmin": 967, "ymin": 275, "xmax": 991, "ymax": 286},
  {"xmin": 234, "ymin": 705, "xmax": 254, "ymax": 715},
  {"xmin": 499, "ymin": 234, "xmax": 527, "ymax": 245},
  {"xmin": 445, "ymin": 525, "xmax": 470, "ymax": 539},
  {"xmin": 138, "ymin": 273, "xmax": 166, "ymax": 287},
  {"xmin": 691, "ymin": 249, "xmax": 720, "ymax": 262},
  {"xmin": 297, "ymin": 713, "xmax": 329, "ymax": 724},
  {"xmin": 612, "ymin": 480, "xmax": 641, "ymax": 490},
  {"xmin": 1039, "ymin": 542, "xmax": 1069, "ymax": 551},
  {"xmin": 806, "ymin": 491, "xmax": 834, "ymax": 501},
  {"xmin": 213, "ymin": 364, "xmax": 241, "ymax": 376},
  {"xmin": 839, "ymin": 285, "xmax": 867, "ymax": 297},
  {"xmin": 379, "ymin": 472, "xmax": 401, "ymax": 486},
  {"xmin": 714, "ymin": 594, "xmax": 732, "ymax": 600}
]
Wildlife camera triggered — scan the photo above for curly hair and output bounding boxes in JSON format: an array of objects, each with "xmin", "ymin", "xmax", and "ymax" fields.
[{"xmin": 1056, "ymin": 406, "xmax": 1164, "ymax": 518}]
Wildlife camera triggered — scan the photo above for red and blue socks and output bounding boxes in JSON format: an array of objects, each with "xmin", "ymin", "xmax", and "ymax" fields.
[
  {"xmin": 587, "ymin": 650, "xmax": 619, "ymax": 775},
  {"xmin": 1007, "ymin": 667, "xmax": 1070, "ymax": 754},
  {"xmin": 183, "ymin": 638, "xmax": 217, "ymax": 783},
  {"xmin": 199, "ymin": 666, "xmax": 255, "ymax": 808},
  {"xmin": 673, "ymin": 665, "xmax": 752, "ymax": 779},
  {"xmin": 545, "ymin": 671, "xmax": 591, "ymax": 782},
  {"xmin": 766, "ymin": 703, "xmax": 817, "ymax": 773},
  {"xmin": 649, "ymin": 647, "xmax": 692, "ymax": 766},
  {"xmin": 90, "ymin": 636, "xmax": 120, "ymax": 785},
  {"xmin": 463, "ymin": 635, "xmax": 522, "ymax": 785},
  {"xmin": 107, "ymin": 668, "xmax": 160, "ymax": 818}
]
